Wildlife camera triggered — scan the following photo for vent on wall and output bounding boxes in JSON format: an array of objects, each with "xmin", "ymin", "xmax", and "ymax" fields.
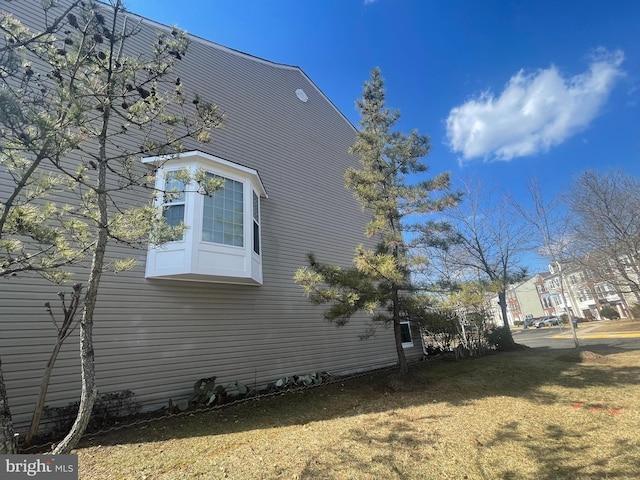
[{"xmin": 295, "ymin": 88, "xmax": 308, "ymax": 102}]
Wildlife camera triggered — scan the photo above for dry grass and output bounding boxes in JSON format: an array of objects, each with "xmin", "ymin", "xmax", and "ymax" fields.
[
  {"xmin": 76, "ymin": 347, "xmax": 640, "ymax": 480},
  {"xmin": 586, "ymin": 319, "xmax": 640, "ymax": 333}
]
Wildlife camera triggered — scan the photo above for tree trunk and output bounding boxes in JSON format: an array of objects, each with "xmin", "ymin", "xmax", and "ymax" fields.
[
  {"xmin": 392, "ymin": 288, "xmax": 409, "ymax": 374},
  {"xmin": 26, "ymin": 284, "xmax": 82, "ymax": 445},
  {"xmin": 52, "ymin": 238, "xmax": 103, "ymax": 454},
  {"xmin": 25, "ymin": 342, "xmax": 63, "ymax": 445},
  {"xmin": 53, "ymin": 131, "xmax": 109, "ymax": 453},
  {"xmin": 51, "ymin": 316, "xmax": 97, "ymax": 453},
  {"xmin": 497, "ymin": 290, "xmax": 515, "ymax": 344},
  {"xmin": 0, "ymin": 358, "xmax": 17, "ymax": 454}
]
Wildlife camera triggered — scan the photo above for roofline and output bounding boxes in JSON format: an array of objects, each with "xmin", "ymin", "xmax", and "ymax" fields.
[
  {"xmin": 142, "ymin": 150, "xmax": 268, "ymax": 198},
  {"xmin": 122, "ymin": 6, "xmax": 358, "ymax": 134}
]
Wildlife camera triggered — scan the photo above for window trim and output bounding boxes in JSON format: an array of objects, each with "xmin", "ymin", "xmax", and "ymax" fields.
[
  {"xmin": 160, "ymin": 170, "xmax": 187, "ymax": 235},
  {"xmin": 400, "ymin": 321, "xmax": 414, "ymax": 349}
]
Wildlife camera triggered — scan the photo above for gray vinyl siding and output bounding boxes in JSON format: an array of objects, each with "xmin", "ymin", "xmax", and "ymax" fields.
[{"xmin": 0, "ymin": 1, "xmax": 422, "ymax": 434}]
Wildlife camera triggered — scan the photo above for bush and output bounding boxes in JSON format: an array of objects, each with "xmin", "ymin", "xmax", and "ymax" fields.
[
  {"xmin": 600, "ymin": 305, "xmax": 620, "ymax": 320},
  {"xmin": 486, "ymin": 326, "xmax": 513, "ymax": 351},
  {"xmin": 629, "ymin": 303, "xmax": 640, "ymax": 320}
]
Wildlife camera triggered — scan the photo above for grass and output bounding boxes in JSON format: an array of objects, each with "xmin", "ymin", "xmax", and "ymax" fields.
[
  {"xmin": 585, "ymin": 319, "xmax": 640, "ymax": 333},
  {"xmin": 75, "ymin": 347, "xmax": 640, "ymax": 480}
]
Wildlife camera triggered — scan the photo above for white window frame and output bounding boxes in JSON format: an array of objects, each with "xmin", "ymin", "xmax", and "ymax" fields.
[
  {"xmin": 400, "ymin": 321, "xmax": 414, "ymax": 349},
  {"xmin": 142, "ymin": 151, "xmax": 267, "ymax": 285},
  {"xmin": 160, "ymin": 170, "xmax": 187, "ymax": 235},
  {"xmin": 252, "ymin": 191, "xmax": 261, "ymax": 255}
]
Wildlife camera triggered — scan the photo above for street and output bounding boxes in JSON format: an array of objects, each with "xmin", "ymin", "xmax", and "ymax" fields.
[{"xmin": 512, "ymin": 323, "xmax": 640, "ymax": 351}]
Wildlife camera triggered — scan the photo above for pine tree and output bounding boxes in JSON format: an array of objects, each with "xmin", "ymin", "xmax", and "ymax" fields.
[{"xmin": 296, "ymin": 68, "xmax": 459, "ymax": 374}]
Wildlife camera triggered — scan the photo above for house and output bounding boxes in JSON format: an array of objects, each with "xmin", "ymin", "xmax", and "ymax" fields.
[
  {"xmin": 533, "ymin": 273, "xmax": 555, "ymax": 317},
  {"xmin": 544, "ymin": 263, "xmax": 629, "ymax": 320},
  {"xmin": 505, "ymin": 274, "xmax": 548, "ymax": 324},
  {"xmin": 0, "ymin": 2, "xmax": 424, "ymax": 435}
]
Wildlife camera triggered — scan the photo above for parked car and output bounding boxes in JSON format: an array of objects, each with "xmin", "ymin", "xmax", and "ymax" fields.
[
  {"xmin": 531, "ymin": 317, "xmax": 546, "ymax": 328},
  {"xmin": 535, "ymin": 316, "xmax": 559, "ymax": 328}
]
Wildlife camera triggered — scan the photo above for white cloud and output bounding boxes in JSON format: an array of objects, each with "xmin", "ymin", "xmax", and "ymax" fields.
[
  {"xmin": 446, "ymin": 49, "xmax": 624, "ymax": 163},
  {"xmin": 363, "ymin": 0, "xmax": 377, "ymax": 4}
]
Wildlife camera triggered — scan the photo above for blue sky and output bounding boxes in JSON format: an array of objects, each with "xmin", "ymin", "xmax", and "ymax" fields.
[{"xmin": 125, "ymin": 0, "xmax": 639, "ymax": 268}]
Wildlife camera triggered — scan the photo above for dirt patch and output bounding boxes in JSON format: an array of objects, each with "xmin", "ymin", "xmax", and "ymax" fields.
[
  {"xmin": 556, "ymin": 350, "xmax": 610, "ymax": 364},
  {"xmin": 384, "ymin": 373, "xmax": 418, "ymax": 392}
]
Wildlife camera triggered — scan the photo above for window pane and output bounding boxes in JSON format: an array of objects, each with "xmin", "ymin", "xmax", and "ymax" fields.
[
  {"xmin": 253, "ymin": 192, "xmax": 259, "ymax": 222},
  {"xmin": 253, "ymin": 221, "xmax": 260, "ymax": 254},
  {"xmin": 165, "ymin": 172, "xmax": 185, "ymax": 202},
  {"xmin": 163, "ymin": 204, "xmax": 184, "ymax": 227},
  {"xmin": 202, "ymin": 175, "xmax": 244, "ymax": 247},
  {"xmin": 400, "ymin": 323, "xmax": 412, "ymax": 343}
]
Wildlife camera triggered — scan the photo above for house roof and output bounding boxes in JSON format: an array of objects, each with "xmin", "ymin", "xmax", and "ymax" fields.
[{"xmin": 125, "ymin": 8, "xmax": 358, "ymax": 135}]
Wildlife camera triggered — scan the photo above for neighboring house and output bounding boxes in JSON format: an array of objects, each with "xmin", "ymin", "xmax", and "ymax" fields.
[
  {"xmin": 542, "ymin": 265, "xmax": 582, "ymax": 320},
  {"xmin": 544, "ymin": 263, "xmax": 629, "ymax": 320},
  {"xmin": 0, "ymin": 3, "xmax": 424, "ymax": 434},
  {"xmin": 533, "ymin": 273, "xmax": 555, "ymax": 317},
  {"xmin": 505, "ymin": 287, "xmax": 522, "ymax": 324},
  {"xmin": 592, "ymin": 281, "xmax": 629, "ymax": 319},
  {"xmin": 505, "ymin": 275, "xmax": 547, "ymax": 324},
  {"xmin": 499, "ymin": 266, "xmax": 632, "ymax": 326},
  {"xmin": 600, "ymin": 253, "xmax": 640, "ymax": 311}
]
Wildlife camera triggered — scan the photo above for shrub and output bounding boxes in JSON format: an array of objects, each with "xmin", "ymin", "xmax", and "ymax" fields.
[
  {"xmin": 486, "ymin": 326, "xmax": 513, "ymax": 351},
  {"xmin": 600, "ymin": 305, "xmax": 620, "ymax": 320},
  {"xmin": 420, "ymin": 309, "xmax": 509, "ymax": 358}
]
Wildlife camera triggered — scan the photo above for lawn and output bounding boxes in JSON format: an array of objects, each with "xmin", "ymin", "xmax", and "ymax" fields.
[
  {"xmin": 585, "ymin": 319, "xmax": 640, "ymax": 333},
  {"xmin": 76, "ymin": 347, "xmax": 640, "ymax": 479}
]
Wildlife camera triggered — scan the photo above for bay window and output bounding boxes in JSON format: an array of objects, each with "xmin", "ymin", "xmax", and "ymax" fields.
[{"xmin": 142, "ymin": 151, "xmax": 267, "ymax": 285}]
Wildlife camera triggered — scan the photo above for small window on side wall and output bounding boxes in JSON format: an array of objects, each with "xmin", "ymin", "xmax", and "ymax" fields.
[{"xmin": 400, "ymin": 321, "xmax": 413, "ymax": 348}]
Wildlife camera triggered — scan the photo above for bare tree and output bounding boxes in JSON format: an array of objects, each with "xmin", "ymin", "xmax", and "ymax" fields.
[
  {"xmin": 425, "ymin": 178, "xmax": 532, "ymax": 344},
  {"xmin": 512, "ymin": 177, "xmax": 579, "ymax": 347},
  {"xmin": 566, "ymin": 170, "xmax": 640, "ymax": 306}
]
